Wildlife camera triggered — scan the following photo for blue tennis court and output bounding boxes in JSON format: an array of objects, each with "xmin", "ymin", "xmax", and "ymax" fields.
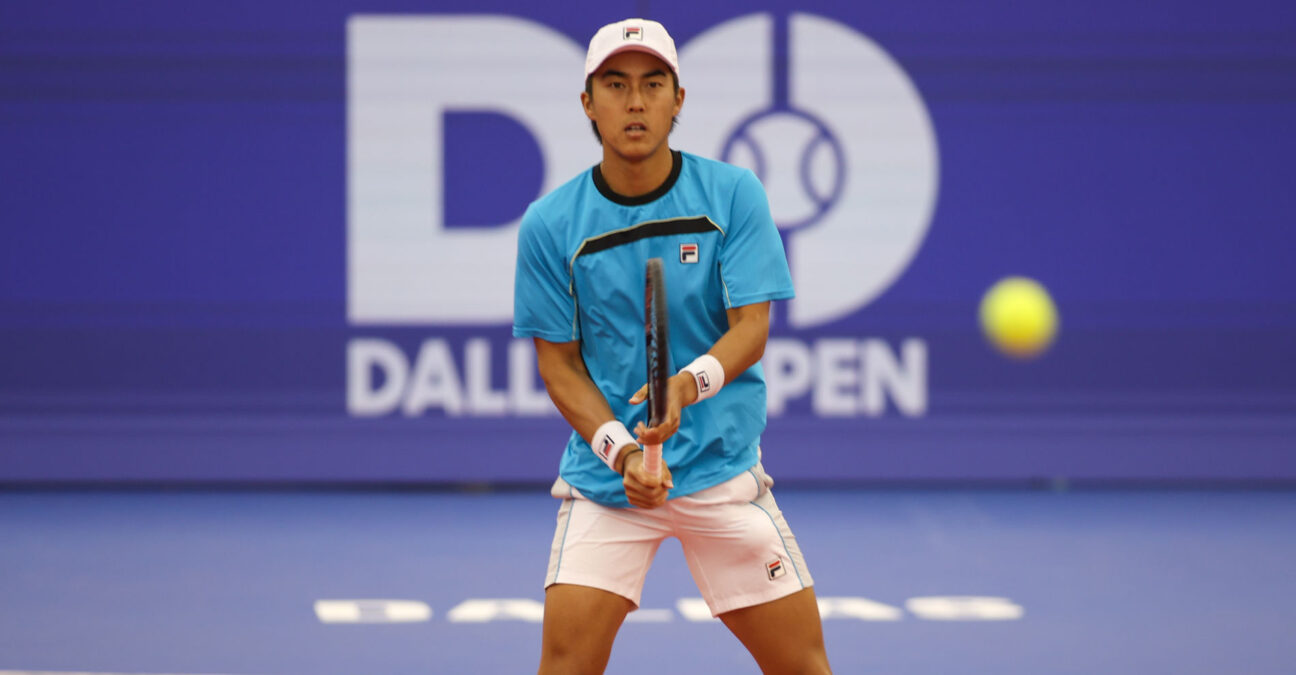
[
  {"xmin": 4, "ymin": 3, "xmax": 1296, "ymax": 672},
  {"xmin": 3, "ymin": 486, "xmax": 1293, "ymax": 674}
]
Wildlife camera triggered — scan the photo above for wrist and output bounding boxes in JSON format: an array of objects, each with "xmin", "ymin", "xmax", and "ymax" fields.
[
  {"xmin": 617, "ymin": 448, "xmax": 644, "ymax": 476},
  {"xmin": 670, "ymin": 372, "xmax": 698, "ymax": 407},
  {"xmin": 680, "ymin": 354, "xmax": 725, "ymax": 403},
  {"xmin": 591, "ymin": 420, "xmax": 637, "ymax": 472}
]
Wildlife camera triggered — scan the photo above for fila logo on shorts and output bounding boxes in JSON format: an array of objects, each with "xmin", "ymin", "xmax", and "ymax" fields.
[
  {"xmin": 679, "ymin": 243, "xmax": 699, "ymax": 263},
  {"xmin": 766, "ymin": 558, "xmax": 786, "ymax": 580},
  {"xmin": 623, "ymin": 26, "xmax": 642, "ymax": 40}
]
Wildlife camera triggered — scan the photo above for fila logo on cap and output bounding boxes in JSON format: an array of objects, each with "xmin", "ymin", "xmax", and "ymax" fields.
[
  {"xmin": 766, "ymin": 558, "xmax": 786, "ymax": 581},
  {"xmin": 679, "ymin": 243, "xmax": 699, "ymax": 263},
  {"xmin": 582, "ymin": 19, "xmax": 679, "ymax": 88}
]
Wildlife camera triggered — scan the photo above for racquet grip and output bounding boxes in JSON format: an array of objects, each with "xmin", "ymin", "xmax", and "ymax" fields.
[{"xmin": 643, "ymin": 443, "xmax": 662, "ymax": 479}]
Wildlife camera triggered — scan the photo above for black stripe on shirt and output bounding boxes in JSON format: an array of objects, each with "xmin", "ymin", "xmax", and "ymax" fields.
[{"xmin": 576, "ymin": 217, "xmax": 721, "ymax": 258}]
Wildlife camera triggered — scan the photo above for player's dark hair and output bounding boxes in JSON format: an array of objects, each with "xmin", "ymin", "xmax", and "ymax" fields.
[{"xmin": 584, "ymin": 72, "xmax": 680, "ymax": 144}]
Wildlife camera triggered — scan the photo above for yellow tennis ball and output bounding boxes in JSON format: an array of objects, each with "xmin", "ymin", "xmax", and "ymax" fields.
[{"xmin": 979, "ymin": 277, "xmax": 1058, "ymax": 359}]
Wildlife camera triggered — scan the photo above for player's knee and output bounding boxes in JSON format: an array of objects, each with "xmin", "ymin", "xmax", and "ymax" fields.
[
  {"xmin": 756, "ymin": 642, "xmax": 831, "ymax": 675},
  {"xmin": 538, "ymin": 636, "xmax": 608, "ymax": 675},
  {"xmin": 538, "ymin": 654, "xmax": 604, "ymax": 675},
  {"xmin": 798, "ymin": 634, "xmax": 831, "ymax": 673},
  {"xmin": 804, "ymin": 648, "xmax": 833, "ymax": 675},
  {"xmin": 770, "ymin": 654, "xmax": 832, "ymax": 675}
]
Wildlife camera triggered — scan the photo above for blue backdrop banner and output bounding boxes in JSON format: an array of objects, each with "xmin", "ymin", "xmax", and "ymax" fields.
[{"xmin": 2, "ymin": 0, "xmax": 1294, "ymax": 483}]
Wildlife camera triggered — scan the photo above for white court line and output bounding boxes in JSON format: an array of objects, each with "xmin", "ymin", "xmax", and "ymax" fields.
[{"xmin": 624, "ymin": 608, "xmax": 675, "ymax": 623}]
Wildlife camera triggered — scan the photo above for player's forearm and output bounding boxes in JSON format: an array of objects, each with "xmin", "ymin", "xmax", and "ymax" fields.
[
  {"xmin": 536, "ymin": 352, "xmax": 620, "ymax": 445},
  {"xmin": 705, "ymin": 302, "xmax": 771, "ymax": 384}
]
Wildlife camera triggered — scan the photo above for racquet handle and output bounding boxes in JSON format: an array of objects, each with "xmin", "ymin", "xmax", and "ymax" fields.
[{"xmin": 643, "ymin": 443, "xmax": 662, "ymax": 479}]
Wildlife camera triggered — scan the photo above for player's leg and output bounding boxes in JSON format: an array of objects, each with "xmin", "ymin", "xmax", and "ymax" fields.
[
  {"xmin": 675, "ymin": 466, "xmax": 831, "ymax": 673},
  {"xmin": 538, "ymin": 493, "xmax": 668, "ymax": 674},
  {"xmin": 718, "ymin": 587, "xmax": 831, "ymax": 674},
  {"xmin": 539, "ymin": 583, "xmax": 634, "ymax": 675}
]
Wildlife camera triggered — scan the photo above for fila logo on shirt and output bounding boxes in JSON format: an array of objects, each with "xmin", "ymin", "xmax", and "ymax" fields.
[
  {"xmin": 679, "ymin": 243, "xmax": 699, "ymax": 264},
  {"xmin": 766, "ymin": 558, "xmax": 786, "ymax": 581}
]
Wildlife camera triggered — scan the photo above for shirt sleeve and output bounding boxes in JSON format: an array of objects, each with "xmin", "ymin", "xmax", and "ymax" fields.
[
  {"xmin": 718, "ymin": 170, "xmax": 796, "ymax": 307},
  {"xmin": 513, "ymin": 204, "xmax": 580, "ymax": 342}
]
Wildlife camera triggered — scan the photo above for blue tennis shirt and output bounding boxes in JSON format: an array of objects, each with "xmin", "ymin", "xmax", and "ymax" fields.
[{"xmin": 513, "ymin": 150, "xmax": 794, "ymax": 507}]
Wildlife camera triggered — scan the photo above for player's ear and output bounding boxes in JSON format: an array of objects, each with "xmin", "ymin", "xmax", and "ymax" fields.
[
  {"xmin": 581, "ymin": 91, "xmax": 595, "ymax": 120},
  {"xmin": 674, "ymin": 86, "xmax": 685, "ymax": 116}
]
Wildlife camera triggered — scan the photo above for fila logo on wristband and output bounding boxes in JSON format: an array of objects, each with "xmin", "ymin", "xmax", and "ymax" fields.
[
  {"xmin": 679, "ymin": 243, "xmax": 699, "ymax": 263},
  {"xmin": 592, "ymin": 420, "xmax": 637, "ymax": 471},
  {"xmin": 681, "ymin": 354, "xmax": 724, "ymax": 401}
]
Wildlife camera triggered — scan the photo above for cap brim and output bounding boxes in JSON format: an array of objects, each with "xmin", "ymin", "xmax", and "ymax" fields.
[{"xmin": 586, "ymin": 44, "xmax": 678, "ymax": 78}]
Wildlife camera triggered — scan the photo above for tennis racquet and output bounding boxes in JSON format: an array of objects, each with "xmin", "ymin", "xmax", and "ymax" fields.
[{"xmin": 643, "ymin": 257, "xmax": 670, "ymax": 479}]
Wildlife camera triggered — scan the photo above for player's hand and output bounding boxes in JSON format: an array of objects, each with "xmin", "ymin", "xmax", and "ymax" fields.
[
  {"xmin": 628, "ymin": 373, "xmax": 698, "ymax": 445},
  {"xmin": 620, "ymin": 448, "xmax": 674, "ymax": 509}
]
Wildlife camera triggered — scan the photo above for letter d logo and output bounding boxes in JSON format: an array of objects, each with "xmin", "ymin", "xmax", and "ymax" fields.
[{"xmin": 347, "ymin": 16, "xmax": 590, "ymax": 324}]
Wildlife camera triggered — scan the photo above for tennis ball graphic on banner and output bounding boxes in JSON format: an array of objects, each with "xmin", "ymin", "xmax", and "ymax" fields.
[{"xmin": 979, "ymin": 277, "xmax": 1059, "ymax": 359}]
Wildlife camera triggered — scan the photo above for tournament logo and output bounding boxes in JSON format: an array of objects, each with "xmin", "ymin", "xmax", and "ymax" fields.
[
  {"xmin": 346, "ymin": 12, "xmax": 937, "ymax": 328},
  {"xmin": 345, "ymin": 13, "xmax": 934, "ymax": 419}
]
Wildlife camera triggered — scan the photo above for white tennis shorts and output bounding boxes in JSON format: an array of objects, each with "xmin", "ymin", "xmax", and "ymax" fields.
[{"xmin": 545, "ymin": 462, "xmax": 813, "ymax": 617}]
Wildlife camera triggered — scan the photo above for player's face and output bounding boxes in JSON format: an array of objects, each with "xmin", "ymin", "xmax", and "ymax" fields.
[{"xmin": 582, "ymin": 51, "xmax": 684, "ymax": 164}]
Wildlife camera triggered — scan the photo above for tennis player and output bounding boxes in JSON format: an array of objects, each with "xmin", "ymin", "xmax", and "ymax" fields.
[{"xmin": 513, "ymin": 18, "xmax": 832, "ymax": 674}]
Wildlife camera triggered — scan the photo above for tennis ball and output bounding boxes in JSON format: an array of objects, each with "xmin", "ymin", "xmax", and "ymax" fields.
[{"xmin": 979, "ymin": 276, "xmax": 1058, "ymax": 359}]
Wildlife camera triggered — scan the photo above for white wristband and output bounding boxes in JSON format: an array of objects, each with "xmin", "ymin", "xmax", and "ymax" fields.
[
  {"xmin": 591, "ymin": 420, "xmax": 638, "ymax": 472},
  {"xmin": 681, "ymin": 354, "xmax": 725, "ymax": 402}
]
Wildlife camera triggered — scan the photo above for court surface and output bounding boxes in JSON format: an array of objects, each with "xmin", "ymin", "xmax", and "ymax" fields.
[{"xmin": 2, "ymin": 486, "xmax": 1294, "ymax": 674}]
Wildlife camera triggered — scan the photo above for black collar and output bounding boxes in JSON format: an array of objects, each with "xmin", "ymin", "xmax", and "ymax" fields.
[{"xmin": 592, "ymin": 150, "xmax": 682, "ymax": 206}]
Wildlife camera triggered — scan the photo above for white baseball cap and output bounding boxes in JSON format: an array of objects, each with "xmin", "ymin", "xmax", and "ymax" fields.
[{"xmin": 584, "ymin": 18, "xmax": 679, "ymax": 80}]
